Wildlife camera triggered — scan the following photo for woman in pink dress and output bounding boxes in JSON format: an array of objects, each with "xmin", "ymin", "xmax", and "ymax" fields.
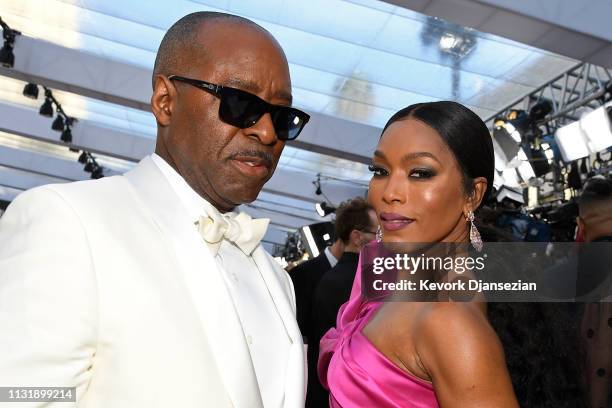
[{"xmin": 318, "ymin": 101, "xmax": 519, "ymax": 407}]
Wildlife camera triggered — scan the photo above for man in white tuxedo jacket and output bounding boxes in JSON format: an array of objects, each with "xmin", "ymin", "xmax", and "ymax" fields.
[{"xmin": 0, "ymin": 12, "xmax": 309, "ymax": 408}]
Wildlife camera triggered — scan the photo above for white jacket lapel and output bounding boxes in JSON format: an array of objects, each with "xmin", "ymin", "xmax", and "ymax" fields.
[
  {"xmin": 125, "ymin": 157, "xmax": 263, "ymax": 408},
  {"xmin": 251, "ymin": 247, "xmax": 306, "ymax": 408}
]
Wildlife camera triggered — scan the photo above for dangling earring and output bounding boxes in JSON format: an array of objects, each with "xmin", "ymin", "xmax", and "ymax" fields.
[
  {"xmin": 376, "ymin": 225, "xmax": 383, "ymax": 242},
  {"xmin": 467, "ymin": 210, "xmax": 483, "ymax": 252}
]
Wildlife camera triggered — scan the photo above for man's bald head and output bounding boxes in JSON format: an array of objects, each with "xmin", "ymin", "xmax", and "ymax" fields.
[
  {"xmin": 578, "ymin": 178, "xmax": 612, "ymax": 216},
  {"xmin": 150, "ymin": 11, "xmax": 294, "ymax": 212},
  {"xmin": 152, "ymin": 12, "xmax": 277, "ymax": 88}
]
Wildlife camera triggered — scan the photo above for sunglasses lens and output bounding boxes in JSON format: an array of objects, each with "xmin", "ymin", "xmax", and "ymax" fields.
[
  {"xmin": 219, "ymin": 88, "xmax": 265, "ymax": 128},
  {"xmin": 219, "ymin": 87, "xmax": 309, "ymax": 140},
  {"xmin": 272, "ymin": 109, "xmax": 308, "ymax": 140}
]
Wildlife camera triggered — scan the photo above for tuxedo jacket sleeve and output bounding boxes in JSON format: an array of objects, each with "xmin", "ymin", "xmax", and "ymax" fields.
[{"xmin": 0, "ymin": 187, "xmax": 98, "ymax": 403}]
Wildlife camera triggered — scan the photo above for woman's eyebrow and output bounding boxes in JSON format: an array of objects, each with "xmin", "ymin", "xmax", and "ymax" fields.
[
  {"xmin": 401, "ymin": 151, "xmax": 441, "ymax": 164},
  {"xmin": 373, "ymin": 150, "xmax": 441, "ymax": 164},
  {"xmin": 373, "ymin": 150, "xmax": 386, "ymax": 160}
]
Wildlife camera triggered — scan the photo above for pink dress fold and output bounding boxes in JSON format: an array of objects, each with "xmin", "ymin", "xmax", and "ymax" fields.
[{"xmin": 318, "ymin": 243, "xmax": 440, "ymax": 408}]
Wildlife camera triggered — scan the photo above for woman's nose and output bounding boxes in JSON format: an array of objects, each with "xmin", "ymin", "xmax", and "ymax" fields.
[{"xmin": 382, "ymin": 173, "xmax": 407, "ymax": 205}]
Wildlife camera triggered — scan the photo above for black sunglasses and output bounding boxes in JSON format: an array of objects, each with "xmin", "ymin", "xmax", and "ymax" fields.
[{"xmin": 168, "ymin": 75, "xmax": 310, "ymax": 141}]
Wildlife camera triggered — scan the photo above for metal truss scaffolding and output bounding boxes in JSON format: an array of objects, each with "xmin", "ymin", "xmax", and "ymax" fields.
[{"xmin": 486, "ymin": 62, "xmax": 612, "ymax": 129}]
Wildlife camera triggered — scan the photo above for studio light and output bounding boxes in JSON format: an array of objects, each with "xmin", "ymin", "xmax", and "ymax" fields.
[
  {"xmin": 524, "ymin": 146, "xmax": 551, "ymax": 177},
  {"xmin": 0, "ymin": 41, "xmax": 13, "ymax": 68},
  {"xmin": 0, "ymin": 17, "xmax": 19, "ymax": 68},
  {"xmin": 59, "ymin": 117, "xmax": 74, "ymax": 142},
  {"xmin": 60, "ymin": 126, "xmax": 72, "ymax": 143},
  {"xmin": 493, "ymin": 110, "xmax": 530, "ymax": 161},
  {"xmin": 315, "ymin": 201, "xmax": 335, "ymax": 217},
  {"xmin": 509, "ymin": 110, "xmax": 535, "ymax": 141},
  {"xmin": 91, "ymin": 166, "xmax": 104, "ymax": 179},
  {"xmin": 439, "ymin": 33, "xmax": 459, "ymax": 51},
  {"xmin": 516, "ymin": 148, "xmax": 536, "ymax": 181},
  {"xmin": 503, "ymin": 122, "xmax": 523, "ymax": 143},
  {"xmin": 500, "ymin": 167, "xmax": 522, "ymax": 189},
  {"xmin": 435, "ymin": 30, "xmax": 476, "ymax": 58},
  {"xmin": 495, "ymin": 185, "xmax": 524, "ymax": 204},
  {"xmin": 51, "ymin": 114, "xmax": 65, "ymax": 131},
  {"xmin": 493, "ymin": 170, "xmax": 505, "ymax": 191},
  {"xmin": 300, "ymin": 222, "xmax": 335, "ymax": 258},
  {"xmin": 493, "ymin": 119, "xmax": 521, "ymax": 164},
  {"xmin": 526, "ymin": 185, "xmax": 539, "ymax": 208},
  {"xmin": 540, "ymin": 134, "xmax": 561, "ymax": 163},
  {"xmin": 301, "ymin": 225, "xmax": 319, "ymax": 258},
  {"xmin": 529, "ymin": 100, "xmax": 553, "ymax": 121},
  {"xmin": 78, "ymin": 151, "xmax": 88, "ymax": 164},
  {"xmin": 25, "ymin": 83, "xmax": 91, "ymax": 172},
  {"xmin": 22, "ymin": 83, "xmax": 38, "ymax": 99},
  {"xmin": 39, "ymin": 98, "xmax": 53, "ymax": 117},
  {"xmin": 580, "ymin": 105, "xmax": 612, "ymax": 153},
  {"xmin": 80, "ymin": 151, "xmax": 103, "ymax": 177},
  {"xmin": 84, "ymin": 160, "xmax": 95, "ymax": 173},
  {"xmin": 541, "ymin": 143, "xmax": 555, "ymax": 160},
  {"xmin": 554, "ymin": 121, "xmax": 589, "ymax": 162}
]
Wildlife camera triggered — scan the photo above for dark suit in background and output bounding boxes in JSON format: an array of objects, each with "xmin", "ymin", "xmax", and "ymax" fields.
[
  {"xmin": 307, "ymin": 252, "xmax": 360, "ymax": 407},
  {"xmin": 288, "ymin": 253, "xmax": 332, "ymax": 341}
]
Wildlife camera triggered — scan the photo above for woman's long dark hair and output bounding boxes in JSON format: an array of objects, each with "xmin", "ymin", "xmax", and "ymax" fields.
[
  {"xmin": 482, "ymin": 227, "xmax": 588, "ymax": 407},
  {"xmin": 488, "ymin": 302, "xmax": 588, "ymax": 407},
  {"xmin": 383, "ymin": 101, "xmax": 495, "ymax": 208}
]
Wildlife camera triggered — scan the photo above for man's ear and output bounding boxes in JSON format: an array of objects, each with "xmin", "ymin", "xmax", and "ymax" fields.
[
  {"xmin": 348, "ymin": 229, "xmax": 361, "ymax": 247},
  {"xmin": 463, "ymin": 177, "xmax": 488, "ymax": 215},
  {"xmin": 576, "ymin": 216, "xmax": 586, "ymax": 241},
  {"xmin": 151, "ymin": 75, "xmax": 175, "ymax": 127}
]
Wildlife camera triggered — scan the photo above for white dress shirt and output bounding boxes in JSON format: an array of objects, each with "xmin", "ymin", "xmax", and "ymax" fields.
[
  {"xmin": 151, "ymin": 154, "xmax": 289, "ymax": 407},
  {"xmin": 324, "ymin": 246, "xmax": 338, "ymax": 268}
]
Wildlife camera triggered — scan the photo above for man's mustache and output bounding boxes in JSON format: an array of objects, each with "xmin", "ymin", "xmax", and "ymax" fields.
[{"xmin": 227, "ymin": 150, "xmax": 274, "ymax": 168}]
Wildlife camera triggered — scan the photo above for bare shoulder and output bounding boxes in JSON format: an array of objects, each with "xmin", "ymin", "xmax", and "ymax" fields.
[
  {"xmin": 413, "ymin": 302, "xmax": 500, "ymax": 368},
  {"xmin": 415, "ymin": 302, "xmax": 492, "ymax": 342}
]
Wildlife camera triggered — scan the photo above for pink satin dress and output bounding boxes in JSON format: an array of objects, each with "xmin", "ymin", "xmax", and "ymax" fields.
[{"xmin": 318, "ymin": 248, "xmax": 440, "ymax": 408}]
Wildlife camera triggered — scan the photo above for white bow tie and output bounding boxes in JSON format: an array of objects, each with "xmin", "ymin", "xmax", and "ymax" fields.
[{"xmin": 196, "ymin": 208, "xmax": 269, "ymax": 256}]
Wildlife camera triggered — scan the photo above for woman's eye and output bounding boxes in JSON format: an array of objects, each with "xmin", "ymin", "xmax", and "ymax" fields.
[
  {"xmin": 409, "ymin": 168, "xmax": 435, "ymax": 179},
  {"xmin": 368, "ymin": 164, "xmax": 388, "ymax": 177}
]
